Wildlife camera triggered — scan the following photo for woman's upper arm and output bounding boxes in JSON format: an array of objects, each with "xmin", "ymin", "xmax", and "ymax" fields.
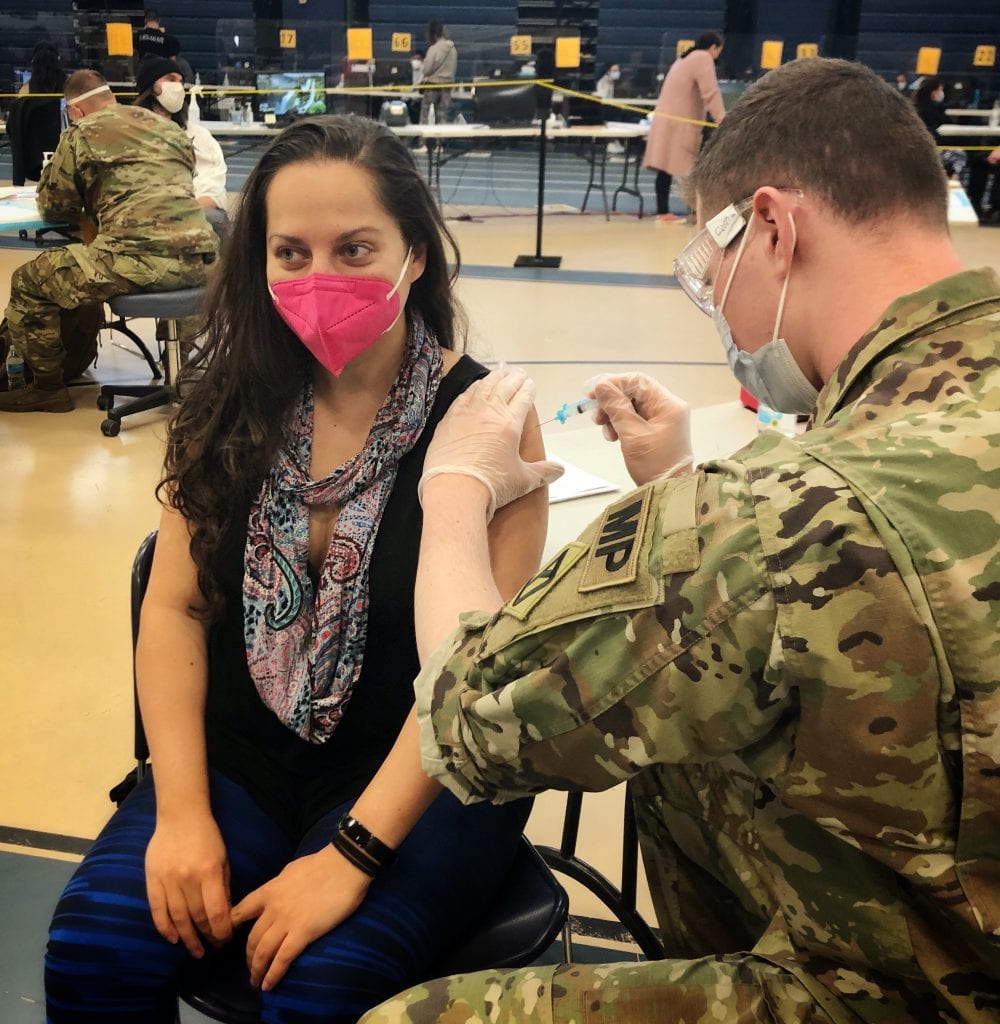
[
  {"xmin": 142, "ymin": 502, "xmax": 208, "ymax": 625},
  {"xmin": 487, "ymin": 404, "xmax": 549, "ymax": 600}
]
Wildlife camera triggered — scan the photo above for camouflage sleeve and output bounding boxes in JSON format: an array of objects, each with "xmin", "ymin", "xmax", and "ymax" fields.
[
  {"xmin": 416, "ymin": 463, "xmax": 784, "ymax": 804},
  {"xmin": 36, "ymin": 130, "xmax": 85, "ymax": 222}
]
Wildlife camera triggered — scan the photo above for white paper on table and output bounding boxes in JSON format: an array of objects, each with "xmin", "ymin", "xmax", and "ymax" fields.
[{"xmin": 547, "ymin": 455, "xmax": 619, "ymax": 504}]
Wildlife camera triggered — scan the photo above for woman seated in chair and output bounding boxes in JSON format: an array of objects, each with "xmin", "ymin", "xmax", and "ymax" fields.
[{"xmin": 45, "ymin": 115, "xmax": 553, "ymax": 1024}]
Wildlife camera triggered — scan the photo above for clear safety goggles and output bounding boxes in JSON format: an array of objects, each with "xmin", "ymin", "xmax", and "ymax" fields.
[{"xmin": 673, "ymin": 189, "xmax": 803, "ymax": 316}]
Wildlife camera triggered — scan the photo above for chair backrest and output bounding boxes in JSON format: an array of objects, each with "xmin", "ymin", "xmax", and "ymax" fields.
[
  {"xmin": 8, "ymin": 95, "xmax": 62, "ymax": 185},
  {"xmin": 130, "ymin": 530, "xmax": 157, "ymax": 765},
  {"xmin": 124, "ymin": 532, "xmax": 568, "ymax": 1023}
]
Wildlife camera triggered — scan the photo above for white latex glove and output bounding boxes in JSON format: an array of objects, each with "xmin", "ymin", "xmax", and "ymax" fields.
[
  {"xmin": 589, "ymin": 373, "xmax": 693, "ymax": 486},
  {"xmin": 419, "ymin": 366, "xmax": 565, "ymax": 519}
]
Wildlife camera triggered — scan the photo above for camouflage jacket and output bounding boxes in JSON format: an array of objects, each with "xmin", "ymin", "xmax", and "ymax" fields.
[
  {"xmin": 36, "ymin": 104, "xmax": 216, "ymax": 257},
  {"xmin": 417, "ymin": 268, "xmax": 1000, "ymax": 1022}
]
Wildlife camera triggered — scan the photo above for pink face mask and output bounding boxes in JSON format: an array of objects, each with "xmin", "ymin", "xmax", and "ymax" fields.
[{"xmin": 269, "ymin": 250, "xmax": 412, "ymax": 376}]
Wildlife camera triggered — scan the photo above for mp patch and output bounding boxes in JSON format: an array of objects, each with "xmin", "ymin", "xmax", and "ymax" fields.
[{"xmin": 578, "ymin": 487, "xmax": 652, "ymax": 592}]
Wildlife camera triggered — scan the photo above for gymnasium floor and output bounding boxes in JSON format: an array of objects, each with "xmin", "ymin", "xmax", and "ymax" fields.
[{"xmin": 1, "ymin": 182, "xmax": 998, "ymax": 1020}]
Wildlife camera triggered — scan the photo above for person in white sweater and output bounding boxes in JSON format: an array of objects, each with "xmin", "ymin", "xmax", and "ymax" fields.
[{"xmin": 133, "ymin": 55, "xmax": 229, "ymax": 217}]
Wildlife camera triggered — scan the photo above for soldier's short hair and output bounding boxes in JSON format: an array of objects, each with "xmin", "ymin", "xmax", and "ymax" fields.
[
  {"xmin": 688, "ymin": 57, "xmax": 948, "ymax": 232},
  {"xmin": 65, "ymin": 69, "xmax": 109, "ymax": 102}
]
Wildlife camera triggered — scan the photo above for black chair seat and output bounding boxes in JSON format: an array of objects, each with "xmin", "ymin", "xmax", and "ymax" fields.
[{"xmin": 109, "ymin": 287, "xmax": 205, "ymax": 319}]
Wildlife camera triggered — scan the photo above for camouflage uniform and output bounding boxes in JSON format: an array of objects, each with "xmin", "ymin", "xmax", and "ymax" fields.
[
  {"xmin": 362, "ymin": 268, "xmax": 1000, "ymax": 1024},
  {"xmin": 0, "ymin": 104, "xmax": 217, "ymax": 401}
]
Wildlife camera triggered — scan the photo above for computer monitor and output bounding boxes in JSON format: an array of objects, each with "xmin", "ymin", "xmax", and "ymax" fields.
[
  {"xmin": 474, "ymin": 82, "xmax": 537, "ymax": 126},
  {"xmin": 256, "ymin": 71, "xmax": 327, "ymax": 117},
  {"xmin": 372, "ymin": 60, "xmax": 410, "ymax": 87},
  {"xmin": 13, "ymin": 66, "xmax": 32, "ymax": 90}
]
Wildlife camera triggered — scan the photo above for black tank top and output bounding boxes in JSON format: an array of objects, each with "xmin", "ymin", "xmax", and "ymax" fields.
[{"xmin": 204, "ymin": 355, "xmax": 487, "ymax": 837}]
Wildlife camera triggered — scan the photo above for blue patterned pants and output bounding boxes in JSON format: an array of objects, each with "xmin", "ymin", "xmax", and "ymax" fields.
[{"xmin": 46, "ymin": 770, "xmax": 530, "ymax": 1023}]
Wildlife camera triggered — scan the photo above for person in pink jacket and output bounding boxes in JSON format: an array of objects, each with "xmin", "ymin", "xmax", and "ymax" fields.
[{"xmin": 644, "ymin": 31, "xmax": 725, "ymax": 221}]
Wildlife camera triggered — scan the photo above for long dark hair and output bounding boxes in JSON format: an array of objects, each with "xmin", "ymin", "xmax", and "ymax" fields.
[
  {"xmin": 159, "ymin": 114, "xmax": 465, "ymax": 617},
  {"xmin": 683, "ymin": 31, "xmax": 724, "ymax": 58},
  {"xmin": 28, "ymin": 43, "xmax": 65, "ymax": 94}
]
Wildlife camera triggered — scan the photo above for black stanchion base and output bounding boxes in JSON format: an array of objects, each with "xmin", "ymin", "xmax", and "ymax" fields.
[{"xmin": 514, "ymin": 255, "xmax": 562, "ymax": 268}]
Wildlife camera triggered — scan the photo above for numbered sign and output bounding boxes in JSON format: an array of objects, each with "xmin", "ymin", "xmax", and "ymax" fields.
[
  {"xmin": 676, "ymin": 39, "xmax": 694, "ymax": 58},
  {"xmin": 973, "ymin": 45, "xmax": 996, "ymax": 68},
  {"xmin": 796, "ymin": 43, "xmax": 818, "ymax": 59},
  {"xmin": 760, "ymin": 40, "xmax": 784, "ymax": 70},
  {"xmin": 916, "ymin": 47, "xmax": 941, "ymax": 75},
  {"xmin": 347, "ymin": 27, "xmax": 373, "ymax": 61},
  {"xmin": 279, "ymin": 29, "xmax": 296, "ymax": 49},
  {"xmin": 510, "ymin": 35, "xmax": 532, "ymax": 57},
  {"xmin": 106, "ymin": 23, "xmax": 133, "ymax": 57},
  {"xmin": 391, "ymin": 33, "xmax": 412, "ymax": 53},
  {"xmin": 555, "ymin": 36, "xmax": 581, "ymax": 69}
]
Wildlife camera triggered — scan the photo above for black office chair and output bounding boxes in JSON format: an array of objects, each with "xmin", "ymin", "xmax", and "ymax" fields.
[
  {"xmin": 97, "ymin": 287, "xmax": 205, "ymax": 436},
  {"xmin": 537, "ymin": 790, "xmax": 664, "ymax": 961},
  {"xmin": 116, "ymin": 531, "xmax": 569, "ymax": 1024}
]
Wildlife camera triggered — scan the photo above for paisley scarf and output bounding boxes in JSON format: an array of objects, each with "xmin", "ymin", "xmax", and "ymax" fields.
[{"xmin": 243, "ymin": 314, "xmax": 443, "ymax": 742}]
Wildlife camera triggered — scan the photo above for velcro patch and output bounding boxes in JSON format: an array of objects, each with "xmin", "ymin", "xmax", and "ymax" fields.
[
  {"xmin": 659, "ymin": 473, "xmax": 701, "ymax": 575},
  {"xmin": 504, "ymin": 542, "xmax": 588, "ymax": 622},
  {"xmin": 578, "ymin": 487, "xmax": 652, "ymax": 592}
]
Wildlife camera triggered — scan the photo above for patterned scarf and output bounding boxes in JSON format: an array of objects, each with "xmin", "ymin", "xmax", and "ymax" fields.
[{"xmin": 243, "ymin": 314, "xmax": 443, "ymax": 743}]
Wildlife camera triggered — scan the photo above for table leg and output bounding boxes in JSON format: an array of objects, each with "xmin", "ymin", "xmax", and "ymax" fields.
[
  {"xmin": 579, "ymin": 139, "xmax": 610, "ymax": 221},
  {"xmin": 612, "ymin": 137, "xmax": 645, "ymax": 219}
]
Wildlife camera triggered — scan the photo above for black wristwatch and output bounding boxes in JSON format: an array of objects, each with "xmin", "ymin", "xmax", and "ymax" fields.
[{"xmin": 331, "ymin": 814, "xmax": 397, "ymax": 875}]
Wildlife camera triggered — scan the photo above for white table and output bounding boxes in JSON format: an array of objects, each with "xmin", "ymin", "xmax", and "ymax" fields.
[
  {"xmin": 549, "ymin": 123, "xmax": 650, "ymax": 219},
  {"xmin": 938, "ymin": 124, "xmax": 1000, "ymax": 139},
  {"xmin": 0, "ymin": 190, "xmax": 73, "ymax": 245},
  {"xmin": 388, "ymin": 121, "xmax": 651, "ymax": 219},
  {"xmin": 543, "ymin": 401, "xmax": 758, "ymax": 560},
  {"xmin": 944, "ymin": 109, "xmax": 994, "ymax": 119},
  {"xmin": 390, "ymin": 123, "xmax": 541, "ymax": 201}
]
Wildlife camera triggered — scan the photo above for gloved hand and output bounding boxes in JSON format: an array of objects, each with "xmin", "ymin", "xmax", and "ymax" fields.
[
  {"xmin": 589, "ymin": 373, "xmax": 693, "ymax": 486},
  {"xmin": 419, "ymin": 366, "xmax": 564, "ymax": 520}
]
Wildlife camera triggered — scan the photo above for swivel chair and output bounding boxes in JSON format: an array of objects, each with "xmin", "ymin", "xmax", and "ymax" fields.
[
  {"xmin": 97, "ymin": 286, "xmax": 205, "ymax": 436},
  {"xmin": 116, "ymin": 532, "xmax": 569, "ymax": 1023}
]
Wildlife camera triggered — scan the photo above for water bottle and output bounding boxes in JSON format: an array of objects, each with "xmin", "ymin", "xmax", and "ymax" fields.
[
  {"xmin": 427, "ymin": 101, "xmax": 436, "ymax": 126},
  {"xmin": 5, "ymin": 347, "xmax": 26, "ymax": 391},
  {"xmin": 189, "ymin": 73, "xmax": 202, "ymax": 123},
  {"xmin": 990, "ymin": 99, "xmax": 1000, "ymax": 129}
]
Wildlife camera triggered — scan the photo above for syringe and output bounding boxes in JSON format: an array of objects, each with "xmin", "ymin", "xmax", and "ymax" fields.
[{"xmin": 539, "ymin": 396, "xmax": 598, "ymax": 427}]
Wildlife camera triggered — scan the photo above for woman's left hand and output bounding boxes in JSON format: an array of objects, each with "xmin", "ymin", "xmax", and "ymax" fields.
[{"xmin": 230, "ymin": 845, "xmax": 372, "ymax": 991}]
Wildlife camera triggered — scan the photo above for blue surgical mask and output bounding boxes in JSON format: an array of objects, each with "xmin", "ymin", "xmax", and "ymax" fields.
[
  {"xmin": 714, "ymin": 307, "xmax": 818, "ymax": 414},
  {"xmin": 715, "ymin": 212, "xmax": 819, "ymax": 415},
  {"xmin": 610, "ymin": 69, "xmax": 621, "ymax": 81}
]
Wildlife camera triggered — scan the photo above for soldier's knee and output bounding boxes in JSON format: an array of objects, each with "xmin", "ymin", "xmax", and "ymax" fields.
[{"xmin": 357, "ymin": 984, "xmax": 449, "ymax": 1024}]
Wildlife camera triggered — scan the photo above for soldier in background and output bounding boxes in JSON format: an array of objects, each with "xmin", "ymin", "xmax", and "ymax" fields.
[
  {"xmin": 362, "ymin": 58, "xmax": 1000, "ymax": 1023},
  {"xmin": 0, "ymin": 69, "xmax": 217, "ymax": 412},
  {"xmin": 133, "ymin": 9, "xmax": 181, "ymax": 63}
]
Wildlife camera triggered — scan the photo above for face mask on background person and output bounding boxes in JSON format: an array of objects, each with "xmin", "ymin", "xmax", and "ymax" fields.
[
  {"xmin": 411, "ymin": 59, "xmax": 423, "ymax": 71},
  {"xmin": 713, "ymin": 215, "xmax": 819, "ymax": 415},
  {"xmin": 610, "ymin": 69, "xmax": 621, "ymax": 81},
  {"xmin": 157, "ymin": 80, "xmax": 186, "ymax": 114},
  {"xmin": 270, "ymin": 250, "xmax": 413, "ymax": 377}
]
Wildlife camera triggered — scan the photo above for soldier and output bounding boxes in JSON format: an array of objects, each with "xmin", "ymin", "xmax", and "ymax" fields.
[
  {"xmin": 362, "ymin": 58, "xmax": 1000, "ymax": 1023},
  {"xmin": 0, "ymin": 69, "xmax": 217, "ymax": 413}
]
